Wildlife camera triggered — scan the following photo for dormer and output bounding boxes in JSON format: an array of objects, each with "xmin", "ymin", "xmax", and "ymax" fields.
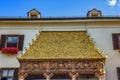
[
  {"xmin": 28, "ymin": 8, "xmax": 41, "ymax": 18},
  {"xmin": 87, "ymin": 8, "xmax": 102, "ymax": 17}
]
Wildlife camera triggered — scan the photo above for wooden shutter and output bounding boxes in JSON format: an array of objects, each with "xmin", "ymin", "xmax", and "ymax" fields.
[
  {"xmin": 117, "ymin": 67, "xmax": 120, "ymax": 80},
  {"xmin": 18, "ymin": 35, "xmax": 24, "ymax": 51},
  {"xmin": 0, "ymin": 35, "xmax": 6, "ymax": 49},
  {"xmin": 112, "ymin": 34, "xmax": 119, "ymax": 50},
  {"xmin": 14, "ymin": 68, "xmax": 19, "ymax": 80}
]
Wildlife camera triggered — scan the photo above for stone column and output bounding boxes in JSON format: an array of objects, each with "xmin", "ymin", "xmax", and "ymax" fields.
[
  {"xmin": 69, "ymin": 72, "xmax": 79, "ymax": 80},
  {"xmin": 43, "ymin": 72, "xmax": 53, "ymax": 80},
  {"xmin": 18, "ymin": 70, "xmax": 28, "ymax": 80},
  {"xmin": 95, "ymin": 68, "xmax": 105, "ymax": 80}
]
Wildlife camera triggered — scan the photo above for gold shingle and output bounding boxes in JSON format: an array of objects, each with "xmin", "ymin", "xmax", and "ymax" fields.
[{"xmin": 19, "ymin": 31, "xmax": 106, "ymax": 59}]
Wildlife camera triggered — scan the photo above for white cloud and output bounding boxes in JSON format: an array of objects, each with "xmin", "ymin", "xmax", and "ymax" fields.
[{"xmin": 107, "ymin": 0, "xmax": 117, "ymax": 6}]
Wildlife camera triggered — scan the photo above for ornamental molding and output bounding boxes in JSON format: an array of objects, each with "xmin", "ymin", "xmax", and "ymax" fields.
[{"xmin": 19, "ymin": 60, "xmax": 105, "ymax": 74}]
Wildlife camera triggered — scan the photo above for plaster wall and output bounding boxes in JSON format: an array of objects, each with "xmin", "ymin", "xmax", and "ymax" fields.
[
  {"xmin": 87, "ymin": 28, "xmax": 120, "ymax": 80},
  {"xmin": 0, "ymin": 22, "xmax": 120, "ymax": 80},
  {"xmin": 0, "ymin": 29, "xmax": 38, "ymax": 68}
]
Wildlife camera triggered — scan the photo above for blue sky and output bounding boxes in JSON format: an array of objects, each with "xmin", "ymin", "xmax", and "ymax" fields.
[{"xmin": 0, "ymin": 0, "xmax": 120, "ymax": 17}]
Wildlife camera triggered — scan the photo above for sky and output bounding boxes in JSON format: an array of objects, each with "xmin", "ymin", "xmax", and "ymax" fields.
[{"xmin": 0, "ymin": 0, "xmax": 120, "ymax": 17}]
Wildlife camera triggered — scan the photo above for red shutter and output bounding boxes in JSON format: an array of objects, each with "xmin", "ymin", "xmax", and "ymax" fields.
[
  {"xmin": 18, "ymin": 35, "xmax": 24, "ymax": 51},
  {"xmin": 112, "ymin": 34, "xmax": 120, "ymax": 50},
  {"xmin": 0, "ymin": 35, "xmax": 6, "ymax": 49}
]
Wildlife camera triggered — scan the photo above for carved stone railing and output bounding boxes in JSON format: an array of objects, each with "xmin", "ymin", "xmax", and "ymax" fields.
[
  {"xmin": 19, "ymin": 60, "xmax": 105, "ymax": 74},
  {"xmin": 18, "ymin": 60, "xmax": 105, "ymax": 80}
]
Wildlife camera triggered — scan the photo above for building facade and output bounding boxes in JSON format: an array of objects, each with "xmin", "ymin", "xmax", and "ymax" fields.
[{"xmin": 0, "ymin": 8, "xmax": 120, "ymax": 80}]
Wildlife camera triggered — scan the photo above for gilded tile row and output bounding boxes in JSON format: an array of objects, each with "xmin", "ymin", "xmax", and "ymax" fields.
[{"xmin": 19, "ymin": 31, "xmax": 105, "ymax": 59}]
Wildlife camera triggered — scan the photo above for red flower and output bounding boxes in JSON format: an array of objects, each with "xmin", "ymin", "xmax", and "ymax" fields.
[{"xmin": 1, "ymin": 47, "xmax": 18, "ymax": 54}]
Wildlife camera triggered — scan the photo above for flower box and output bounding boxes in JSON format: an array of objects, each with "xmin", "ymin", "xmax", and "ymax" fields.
[{"xmin": 1, "ymin": 47, "xmax": 18, "ymax": 54}]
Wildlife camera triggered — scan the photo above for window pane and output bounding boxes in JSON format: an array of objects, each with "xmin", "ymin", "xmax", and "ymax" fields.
[
  {"xmin": 119, "ymin": 36, "xmax": 120, "ymax": 40},
  {"xmin": 7, "ymin": 78, "xmax": 13, "ymax": 80},
  {"xmin": 92, "ymin": 14, "xmax": 98, "ymax": 17},
  {"xmin": 7, "ymin": 43, "xmax": 17, "ymax": 47},
  {"xmin": 31, "ymin": 15, "xmax": 37, "ymax": 18},
  {"xmin": 7, "ymin": 43, "xmax": 13, "ymax": 47},
  {"xmin": 7, "ymin": 36, "xmax": 18, "ymax": 47},
  {"xmin": 8, "ymin": 70, "xmax": 14, "ymax": 76},
  {"xmin": 1, "ymin": 77, "xmax": 7, "ymax": 80},
  {"xmin": 13, "ymin": 37, "xmax": 18, "ymax": 42},
  {"xmin": 7, "ymin": 37, "xmax": 13, "ymax": 43},
  {"xmin": 2, "ymin": 70, "xmax": 8, "ymax": 77},
  {"xmin": 12, "ymin": 43, "xmax": 17, "ymax": 47}
]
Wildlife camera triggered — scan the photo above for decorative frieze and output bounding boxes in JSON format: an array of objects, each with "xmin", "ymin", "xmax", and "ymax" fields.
[
  {"xmin": 18, "ymin": 60, "xmax": 105, "ymax": 80},
  {"xmin": 19, "ymin": 60, "xmax": 104, "ymax": 73}
]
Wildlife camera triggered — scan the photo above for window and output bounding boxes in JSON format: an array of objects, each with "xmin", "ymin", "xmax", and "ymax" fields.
[
  {"xmin": 91, "ymin": 14, "xmax": 99, "ymax": 17},
  {"xmin": 112, "ymin": 33, "xmax": 120, "ymax": 50},
  {"xmin": 0, "ymin": 35, "xmax": 24, "ymax": 51},
  {"xmin": 31, "ymin": 14, "xmax": 38, "ymax": 18},
  {"xmin": 2, "ymin": 70, "xmax": 14, "ymax": 80},
  {"xmin": 1, "ymin": 68, "xmax": 18, "ymax": 80},
  {"xmin": 87, "ymin": 8, "xmax": 102, "ymax": 17},
  {"xmin": 28, "ymin": 9, "xmax": 41, "ymax": 18},
  {"xmin": 6, "ymin": 36, "xmax": 19, "ymax": 47}
]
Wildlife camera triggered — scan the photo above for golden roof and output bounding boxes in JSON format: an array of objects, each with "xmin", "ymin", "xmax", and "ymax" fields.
[{"xmin": 19, "ymin": 31, "xmax": 106, "ymax": 60}]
